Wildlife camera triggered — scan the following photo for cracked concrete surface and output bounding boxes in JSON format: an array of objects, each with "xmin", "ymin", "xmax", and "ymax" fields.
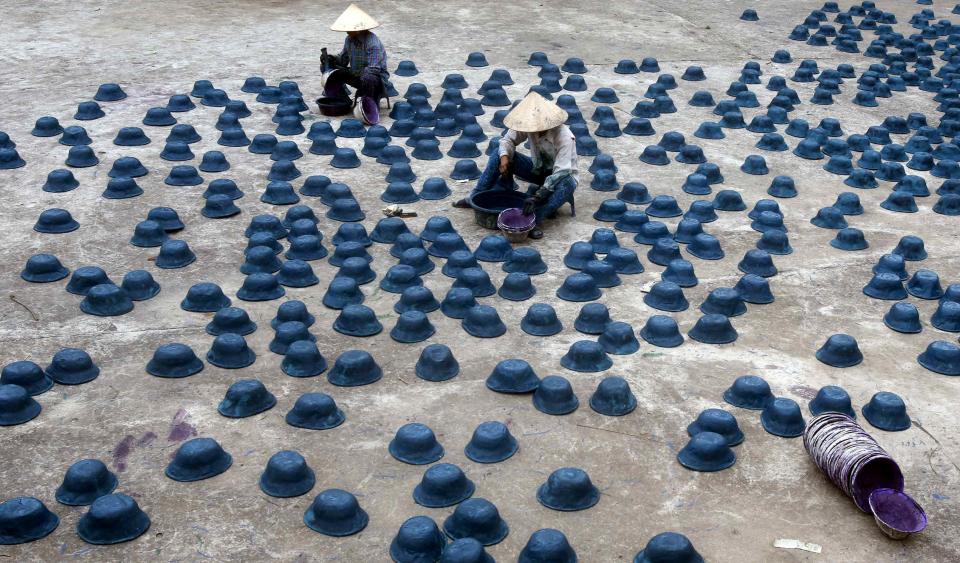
[{"xmin": 1, "ymin": 0, "xmax": 959, "ymax": 561}]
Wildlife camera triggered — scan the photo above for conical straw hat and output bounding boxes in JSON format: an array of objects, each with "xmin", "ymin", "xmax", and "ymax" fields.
[
  {"xmin": 330, "ymin": 4, "xmax": 380, "ymax": 32},
  {"xmin": 503, "ymin": 93, "xmax": 567, "ymax": 133}
]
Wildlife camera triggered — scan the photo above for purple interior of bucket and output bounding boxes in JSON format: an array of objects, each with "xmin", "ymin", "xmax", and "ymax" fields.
[
  {"xmin": 852, "ymin": 458, "xmax": 904, "ymax": 512},
  {"xmin": 870, "ymin": 489, "xmax": 927, "ymax": 533},
  {"xmin": 499, "ymin": 208, "xmax": 535, "ymax": 229},
  {"xmin": 360, "ymin": 97, "xmax": 379, "ymax": 123}
]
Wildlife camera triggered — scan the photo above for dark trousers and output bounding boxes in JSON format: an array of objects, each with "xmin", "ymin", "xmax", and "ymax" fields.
[{"xmin": 471, "ymin": 150, "xmax": 577, "ymax": 224}]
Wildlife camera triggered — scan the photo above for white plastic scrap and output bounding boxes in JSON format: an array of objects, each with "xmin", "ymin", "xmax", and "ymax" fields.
[{"xmin": 774, "ymin": 539, "xmax": 822, "ymax": 553}]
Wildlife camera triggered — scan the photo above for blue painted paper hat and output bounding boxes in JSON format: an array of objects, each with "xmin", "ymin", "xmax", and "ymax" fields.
[
  {"xmin": 76, "ymin": 493, "xmax": 150, "ymax": 545},
  {"xmin": 74, "ymin": 100, "xmax": 105, "ymax": 120},
  {"xmin": 700, "ymin": 287, "xmax": 746, "ymax": 317},
  {"xmin": 498, "ymin": 272, "xmax": 536, "ymax": 301},
  {"xmin": 452, "ymin": 267, "xmax": 495, "ymax": 297},
  {"xmin": 662, "ymin": 258, "xmax": 697, "ymax": 287},
  {"xmin": 55, "ymin": 459, "xmax": 117, "ymax": 506},
  {"xmin": 65, "ymin": 145, "xmax": 99, "ymax": 168},
  {"xmin": 599, "ymin": 321, "xmax": 639, "ymax": 355},
  {"xmin": 644, "ymin": 281, "xmax": 688, "ymax": 312},
  {"xmin": 381, "ymin": 181, "xmax": 420, "ymax": 204},
  {"xmin": 198, "ymin": 150, "xmax": 230, "ymax": 173},
  {"xmin": 240, "ymin": 76, "xmax": 266, "ymax": 93},
  {"xmin": 687, "ymin": 408, "xmax": 743, "ymax": 446},
  {"xmin": 462, "ymin": 304, "xmax": 507, "ymax": 338},
  {"xmin": 634, "ymin": 532, "xmax": 703, "ymax": 563},
  {"xmin": 101, "ymin": 177, "xmax": 143, "ymax": 199},
  {"xmin": 34, "ymin": 208, "xmax": 79, "ymax": 234},
  {"xmin": 200, "ymin": 88, "xmax": 230, "ymax": 107},
  {"xmin": 689, "ymin": 314, "xmax": 738, "ymax": 344},
  {"xmin": 267, "ymin": 159, "xmax": 301, "ymax": 182},
  {"xmin": 563, "ymin": 242, "xmax": 596, "ymax": 270},
  {"xmin": 180, "ymin": 282, "xmax": 231, "ymax": 312},
  {"xmin": 334, "ymin": 257, "xmax": 376, "ymax": 287},
  {"xmin": 414, "ymin": 344, "xmax": 459, "ymax": 382},
  {"xmin": 66, "ymin": 266, "xmax": 112, "ymax": 296},
  {"xmin": 815, "ymin": 333, "xmax": 862, "ymax": 367},
  {"xmin": 390, "ymin": 422, "xmax": 444, "ymax": 465},
  {"xmin": 464, "ymin": 421, "xmax": 518, "ymax": 463},
  {"xmin": 258, "ymin": 450, "xmax": 316, "ymax": 499},
  {"xmin": 677, "ymin": 432, "xmax": 736, "ymax": 472},
  {"xmin": 809, "ymin": 385, "xmax": 856, "ymax": 418},
  {"xmin": 873, "ymin": 253, "xmax": 908, "ymax": 280},
  {"xmin": 560, "ymin": 340, "xmax": 612, "ymax": 372},
  {"xmin": 503, "ymin": 247, "xmax": 544, "ymax": 276},
  {"xmin": 532, "ymin": 375, "xmax": 579, "ymax": 415},
  {"xmin": 399, "ymin": 248, "xmax": 435, "ymax": 277},
  {"xmin": 521, "ymin": 303, "xmax": 563, "ymax": 337},
  {"xmin": 647, "ymin": 238, "xmax": 682, "ymax": 267},
  {"xmin": 327, "ymin": 350, "xmax": 383, "ymax": 387},
  {"xmin": 722, "ymin": 375, "xmax": 774, "ymax": 410},
  {"xmin": 79, "ymin": 283, "xmax": 134, "ymax": 317},
  {"xmin": 917, "ymin": 341, "xmax": 960, "ymax": 376},
  {"xmin": 935, "ymin": 194, "xmax": 960, "ymax": 215},
  {"xmin": 270, "ymin": 320, "xmax": 316, "ymax": 354},
  {"xmin": 206, "ymin": 306, "xmax": 256, "ymax": 336},
  {"xmin": 646, "ymin": 195, "xmax": 683, "ymax": 217},
  {"xmin": 146, "ymin": 343, "xmax": 203, "ymax": 378},
  {"xmin": 32, "ymin": 115, "xmax": 63, "ymax": 137},
  {"xmin": 536, "ymin": 467, "xmax": 600, "ymax": 513},
  {"xmin": 163, "ymin": 165, "xmax": 203, "ymax": 187},
  {"xmin": 0, "ymin": 361, "xmax": 51, "ymax": 396},
  {"xmin": 761, "ymin": 397, "xmax": 806, "ymax": 437},
  {"xmin": 205, "ymin": 333, "xmax": 256, "ymax": 369},
  {"xmin": 486, "ymin": 358, "xmax": 539, "ymax": 394},
  {"xmin": 113, "ymin": 126, "xmax": 150, "ymax": 146},
  {"xmin": 443, "ymin": 498, "xmax": 508, "ymax": 546},
  {"xmin": 830, "ymin": 227, "xmax": 868, "ymax": 251},
  {"xmin": 933, "ymin": 301, "xmax": 960, "ymax": 332},
  {"xmin": 42, "ymin": 169, "xmax": 79, "ymax": 193},
  {"xmin": 863, "ymin": 272, "xmax": 907, "ymax": 300},
  {"xmin": 754, "ymin": 228, "xmax": 791, "ymax": 256},
  {"xmin": 673, "ymin": 218, "xmax": 703, "ymax": 244},
  {"xmin": 165, "ymin": 437, "xmax": 232, "ymax": 481},
  {"xmin": 556, "ymin": 272, "xmax": 601, "ymax": 302},
  {"xmin": 391, "ymin": 516, "xmax": 447, "ymax": 562},
  {"xmin": 862, "ymin": 392, "xmax": 911, "ymax": 431},
  {"xmin": 327, "ymin": 197, "xmax": 365, "ymax": 222},
  {"xmin": 880, "ymin": 191, "xmax": 918, "ymax": 213},
  {"xmin": 634, "ymin": 221, "xmax": 671, "ymax": 245},
  {"xmin": 589, "ymin": 228, "xmax": 619, "ymax": 254},
  {"xmin": 883, "ymin": 302, "xmax": 921, "ymax": 334},
  {"xmin": 589, "ymin": 376, "xmax": 636, "ymax": 416},
  {"xmin": 737, "ymin": 249, "xmax": 777, "ymax": 277},
  {"xmin": 0, "ymin": 385, "xmax": 40, "ymax": 426},
  {"xmin": 241, "ymin": 245, "xmax": 283, "ymax": 275},
  {"xmin": 907, "ymin": 269, "xmax": 943, "ymax": 300},
  {"xmin": 603, "ymin": 247, "xmax": 643, "ymax": 274},
  {"xmin": 414, "ymin": 462, "xmax": 474, "ymax": 508},
  {"xmin": 281, "ymin": 340, "xmax": 327, "ymax": 377},
  {"xmin": 218, "ymin": 379, "xmax": 276, "ymax": 418},
  {"xmin": 612, "ymin": 209, "xmax": 648, "ymax": 234},
  {"xmin": 286, "ymin": 392, "xmax": 344, "ymax": 430},
  {"xmin": 440, "ymin": 288, "xmax": 477, "ymax": 319},
  {"xmin": 520, "ymin": 529, "xmax": 576, "ymax": 563},
  {"xmin": 639, "ymin": 145, "xmax": 669, "ymax": 165},
  {"xmin": 390, "ymin": 310, "xmax": 435, "ymax": 343},
  {"xmin": 450, "ymin": 159, "xmax": 482, "ymax": 180},
  {"xmin": 334, "ymin": 304, "xmax": 383, "ymax": 337}
]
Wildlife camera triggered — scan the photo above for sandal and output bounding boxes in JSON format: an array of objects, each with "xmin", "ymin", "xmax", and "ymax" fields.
[
  {"xmin": 529, "ymin": 228, "xmax": 544, "ymax": 240},
  {"xmin": 452, "ymin": 198, "xmax": 471, "ymax": 209}
]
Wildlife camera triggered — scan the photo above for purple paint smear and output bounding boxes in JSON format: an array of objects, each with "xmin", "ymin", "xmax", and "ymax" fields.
[
  {"xmin": 167, "ymin": 408, "xmax": 197, "ymax": 442},
  {"xmin": 111, "ymin": 435, "xmax": 136, "ymax": 472}
]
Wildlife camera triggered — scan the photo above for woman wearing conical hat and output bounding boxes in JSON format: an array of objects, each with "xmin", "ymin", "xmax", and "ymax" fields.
[
  {"xmin": 322, "ymin": 4, "xmax": 389, "ymax": 123},
  {"xmin": 453, "ymin": 93, "xmax": 578, "ymax": 239}
]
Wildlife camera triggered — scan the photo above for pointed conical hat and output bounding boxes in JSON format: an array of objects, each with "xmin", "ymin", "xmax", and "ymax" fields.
[
  {"xmin": 330, "ymin": 4, "xmax": 380, "ymax": 32},
  {"xmin": 503, "ymin": 93, "xmax": 567, "ymax": 133}
]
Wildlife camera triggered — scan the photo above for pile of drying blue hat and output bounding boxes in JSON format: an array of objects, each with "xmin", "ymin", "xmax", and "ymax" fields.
[{"xmin": 4, "ymin": 0, "xmax": 959, "ymax": 556}]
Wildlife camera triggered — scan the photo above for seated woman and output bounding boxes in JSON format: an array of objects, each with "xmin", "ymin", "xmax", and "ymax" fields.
[
  {"xmin": 453, "ymin": 93, "xmax": 577, "ymax": 239},
  {"xmin": 321, "ymin": 4, "xmax": 389, "ymax": 124}
]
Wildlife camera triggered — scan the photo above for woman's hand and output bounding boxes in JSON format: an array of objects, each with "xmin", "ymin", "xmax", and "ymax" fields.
[{"xmin": 499, "ymin": 155, "xmax": 511, "ymax": 175}]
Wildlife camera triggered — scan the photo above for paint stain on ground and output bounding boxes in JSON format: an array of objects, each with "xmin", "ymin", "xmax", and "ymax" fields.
[
  {"xmin": 112, "ymin": 435, "xmax": 137, "ymax": 472},
  {"xmin": 112, "ymin": 431, "xmax": 160, "ymax": 472},
  {"xmin": 167, "ymin": 408, "xmax": 197, "ymax": 442},
  {"xmin": 789, "ymin": 384, "xmax": 818, "ymax": 400}
]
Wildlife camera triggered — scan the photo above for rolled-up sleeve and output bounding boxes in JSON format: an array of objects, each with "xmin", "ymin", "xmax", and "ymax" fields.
[
  {"xmin": 498, "ymin": 130, "xmax": 526, "ymax": 160},
  {"xmin": 541, "ymin": 131, "xmax": 578, "ymax": 192}
]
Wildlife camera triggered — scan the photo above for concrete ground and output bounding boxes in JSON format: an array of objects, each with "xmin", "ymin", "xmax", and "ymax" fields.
[{"xmin": 1, "ymin": 0, "xmax": 959, "ymax": 561}]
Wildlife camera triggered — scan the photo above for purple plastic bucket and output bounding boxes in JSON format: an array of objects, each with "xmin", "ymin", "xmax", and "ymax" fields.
[{"xmin": 497, "ymin": 208, "xmax": 535, "ymax": 242}]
